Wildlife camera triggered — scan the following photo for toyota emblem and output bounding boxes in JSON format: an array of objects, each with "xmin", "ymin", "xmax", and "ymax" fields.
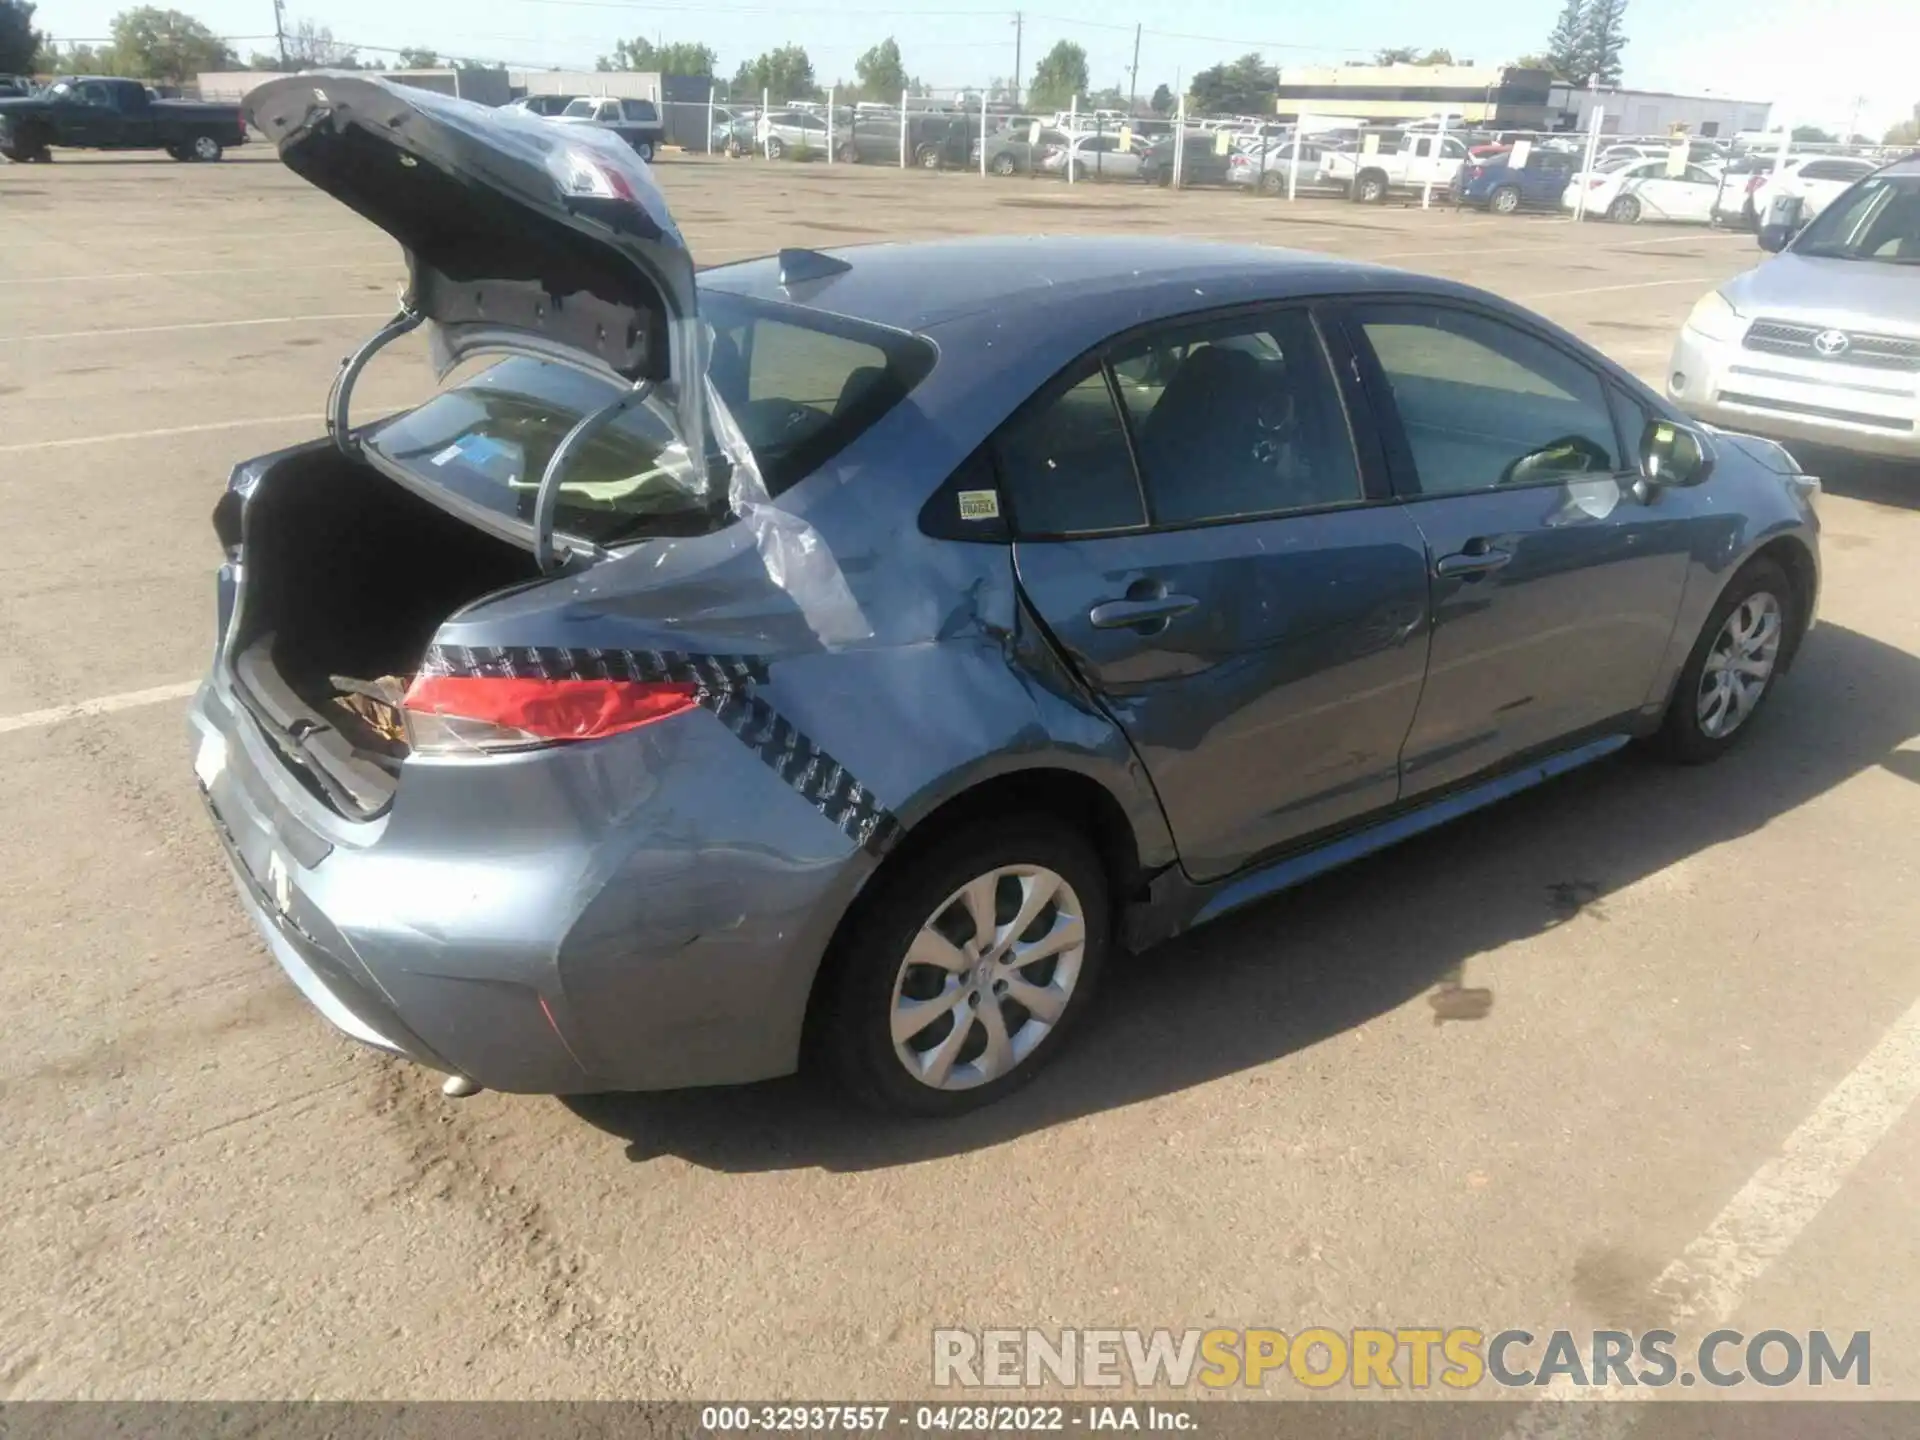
[{"xmin": 1813, "ymin": 328, "xmax": 1852, "ymax": 357}]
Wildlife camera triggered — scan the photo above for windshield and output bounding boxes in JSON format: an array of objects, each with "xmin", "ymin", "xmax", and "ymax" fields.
[
  {"xmin": 362, "ymin": 292, "xmax": 936, "ymax": 548},
  {"xmin": 1793, "ymin": 173, "xmax": 1920, "ymax": 263},
  {"xmin": 561, "ymin": 98, "xmax": 594, "ymax": 118}
]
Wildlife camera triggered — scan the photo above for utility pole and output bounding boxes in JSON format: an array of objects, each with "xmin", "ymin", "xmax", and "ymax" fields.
[
  {"xmin": 1011, "ymin": 11, "xmax": 1022, "ymax": 108},
  {"xmin": 272, "ymin": 0, "xmax": 287, "ymax": 67},
  {"xmin": 1126, "ymin": 22, "xmax": 1140, "ymax": 114}
]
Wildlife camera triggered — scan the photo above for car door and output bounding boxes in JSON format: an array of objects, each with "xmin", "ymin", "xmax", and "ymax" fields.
[
  {"xmin": 61, "ymin": 81, "xmax": 119, "ymax": 146},
  {"xmin": 1342, "ymin": 300, "xmax": 1695, "ymax": 797},
  {"xmin": 1637, "ymin": 164, "xmax": 1719, "ymax": 222},
  {"xmin": 1005, "ymin": 306, "xmax": 1433, "ymax": 881}
]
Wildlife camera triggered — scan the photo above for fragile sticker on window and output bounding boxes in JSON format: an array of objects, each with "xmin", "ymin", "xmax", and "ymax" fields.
[{"xmin": 957, "ymin": 489, "xmax": 1001, "ymax": 520}]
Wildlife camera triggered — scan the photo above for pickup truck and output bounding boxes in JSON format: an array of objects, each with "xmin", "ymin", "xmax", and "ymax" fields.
[
  {"xmin": 1319, "ymin": 130, "xmax": 1467, "ymax": 203},
  {"xmin": 553, "ymin": 96, "xmax": 666, "ymax": 161},
  {"xmin": 0, "ymin": 75, "xmax": 247, "ymax": 162}
]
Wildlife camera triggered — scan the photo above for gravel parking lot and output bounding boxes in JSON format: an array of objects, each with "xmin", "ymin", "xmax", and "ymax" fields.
[{"xmin": 3, "ymin": 150, "xmax": 1917, "ymax": 1404}]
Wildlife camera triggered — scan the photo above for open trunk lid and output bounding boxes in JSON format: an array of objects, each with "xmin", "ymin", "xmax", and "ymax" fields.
[{"xmin": 246, "ymin": 72, "xmax": 710, "ymax": 552}]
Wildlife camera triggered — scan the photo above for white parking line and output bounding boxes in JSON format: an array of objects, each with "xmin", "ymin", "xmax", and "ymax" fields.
[
  {"xmin": 1, "ymin": 311, "xmax": 394, "ymax": 343},
  {"xmin": 0, "ymin": 256, "xmax": 396, "ymax": 286},
  {"xmin": 0, "ymin": 414, "xmax": 320, "ymax": 456},
  {"xmin": 0, "ymin": 681, "xmax": 200, "ymax": 736},
  {"xmin": 1502, "ymin": 987, "xmax": 1920, "ymax": 1438},
  {"xmin": 1522, "ymin": 275, "xmax": 1725, "ymax": 300}
]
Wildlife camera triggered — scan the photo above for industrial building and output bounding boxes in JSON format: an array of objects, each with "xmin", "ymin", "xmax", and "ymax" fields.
[
  {"xmin": 1274, "ymin": 64, "xmax": 1555, "ymax": 127},
  {"xmin": 1546, "ymin": 83, "xmax": 1773, "ymax": 138}
]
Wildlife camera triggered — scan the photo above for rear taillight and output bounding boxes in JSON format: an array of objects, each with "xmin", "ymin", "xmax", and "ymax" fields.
[
  {"xmin": 1589, "ymin": 177, "xmax": 1607, "ymax": 188},
  {"xmin": 401, "ymin": 675, "xmax": 699, "ymax": 754},
  {"xmin": 1467, "ymin": 165, "xmax": 1484, "ymax": 180},
  {"xmin": 1746, "ymin": 174, "xmax": 1765, "ymax": 193}
]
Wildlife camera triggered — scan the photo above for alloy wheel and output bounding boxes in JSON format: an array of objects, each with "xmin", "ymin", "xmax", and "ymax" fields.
[
  {"xmin": 1696, "ymin": 591, "xmax": 1782, "ymax": 739},
  {"xmin": 192, "ymin": 134, "xmax": 221, "ymax": 161},
  {"xmin": 889, "ymin": 865, "xmax": 1087, "ymax": 1091}
]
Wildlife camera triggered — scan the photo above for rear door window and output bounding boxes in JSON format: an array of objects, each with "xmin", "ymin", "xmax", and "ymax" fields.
[
  {"xmin": 1109, "ymin": 309, "xmax": 1363, "ymax": 524},
  {"xmin": 995, "ymin": 370, "xmax": 1146, "ymax": 536}
]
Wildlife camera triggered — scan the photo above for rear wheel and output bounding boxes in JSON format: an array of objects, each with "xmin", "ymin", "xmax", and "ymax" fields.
[
  {"xmin": 818, "ymin": 818, "xmax": 1110, "ymax": 1117},
  {"xmin": 1653, "ymin": 558, "xmax": 1794, "ymax": 764},
  {"xmin": 765, "ymin": 135, "xmax": 786, "ymax": 160},
  {"xmin": 990, "ymin": 151, "xmax": 1016, "ymax": 175},
  {"xmin": 189, "ymin": 133, "xmax": 223, "ymax": 162},
  {"xmin": 632, "ymin": 140, "xmax": 654, "ymax": 161},
  {"xmin": 1490, "ymin": 184, "xmax": 1522, "ymax": 215},
  {"xmin": 1258, "ymin": 168, "xmax": 1286, "ymax": 196},
  {"xmin": 1608, "ymin": 194, "xmax": 1641, "ymax": 223},
  {"xmin": 838, "ymin": 141, "xmax": 859, "ymax": 163},
  {"xmin": 1353, "ymin": 170, "xmax": 1388, "ymax": 203},
  {"xmin": 917, "ymin": 144, "xmax": 942, "ymax": 170}
]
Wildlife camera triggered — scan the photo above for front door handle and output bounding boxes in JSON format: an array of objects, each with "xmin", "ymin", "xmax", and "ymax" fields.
[
  {"xmin": 1434, "ymin": 546, "xmax": 1513, "ymax": 579},
  {"xmin": 1089, "ymin": 594, "xmax": 1199, "ymax": 630}
]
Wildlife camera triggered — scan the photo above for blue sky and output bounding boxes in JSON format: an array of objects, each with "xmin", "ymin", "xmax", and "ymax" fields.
[{"xmin": 37, "ymin": 0, "xmax": 1917, "ymax": 135}]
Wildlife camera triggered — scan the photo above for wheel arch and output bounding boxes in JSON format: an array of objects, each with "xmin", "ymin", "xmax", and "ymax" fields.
[
  {"xmin": 1744, "ymin": 533, "xmax": 1818, "ymax": 672},
  {"xmin": 800, "ymin": 761, "xmax": 1164, "ymax": 1056}
]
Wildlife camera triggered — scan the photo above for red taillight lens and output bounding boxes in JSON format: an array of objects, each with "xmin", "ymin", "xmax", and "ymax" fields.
[
  {"xmin": 1746, "ymin": 174, "xmax": 1765, "ymax": 193},
  {"xmin": 1589, "ymin": 177, "xmax": 1607, "ymax": 188},
  {"xmin": 401, "ymin": 675, "xmax": 699, "ymax": 754},
  {"xmin": 1468, "ymin": 165, "xmax": 1484, "ymax": 180}
]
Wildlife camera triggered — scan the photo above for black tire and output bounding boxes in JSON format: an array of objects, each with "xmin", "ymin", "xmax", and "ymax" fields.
[
  {"xmin": 838, "ymin": 141, "xmax": 860, "ymax": 164},
  {"xmin": 1490, "ymin": 184, "xmax": 1522, "ymax": 215},
  {"xmin": 632, "ymin": 140, "xmax": 654, "ymax": 161},
  {"xmin": 187, "ymin": 132, "xmax": 223, "ymax": 162},
  {"xmin": 765, "ymin": 136, "xmax": 785, "ymax": 160},
  {"xmin": 817, "ymin": 817, "xmax": 1111, "ymax": 1117},
  {"xmin": 1257, "ymin": 168, "xmax": 1286, "ymax": 196},
  {"xmin": 1652, "ymin": 557, "xmax": 1795, "ymax": 765},
  {"xmin": 1608, "ymin": 194, "xmax": 1641, "ymax": 223},
  {"xmin": 990, "ymin": 152, "xmax": 1015, "ymax": 175},
  {"xmin": 917, "ymin": 144, "xmax": 941, "ymax": 170},
  {"xmin": 1354, "ymin": 171, "xmax": 1387, "ymax": 203}
]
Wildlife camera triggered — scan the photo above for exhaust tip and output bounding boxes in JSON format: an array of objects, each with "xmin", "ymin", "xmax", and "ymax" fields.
[{"xmin": 441, "ymin": 1074, "xmax": 483, "ymax": 1099}]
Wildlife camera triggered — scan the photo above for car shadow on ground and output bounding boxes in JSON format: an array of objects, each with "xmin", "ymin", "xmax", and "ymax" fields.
[
  {"xmin": 1797, "ymin": 447, "xmax": 1920, "ymax": 512},
  {"xmin": 564, "ymin": 622, "xmax": 1920, "ymax": 1171}
]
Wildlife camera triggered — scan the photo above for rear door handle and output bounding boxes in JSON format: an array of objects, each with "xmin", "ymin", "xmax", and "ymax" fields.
[
  {"xmin": 1434, "ymin": 547, "xmax": 1513, "ymax": 579},
  {"xmin": 1089, "ymin": 595, "xmax": 1199, "ymax": 630}
]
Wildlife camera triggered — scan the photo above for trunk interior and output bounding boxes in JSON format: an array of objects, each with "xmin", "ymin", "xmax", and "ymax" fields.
[{"xmin": 227, "ymin": 446, "xmax": 544, "ymax": 816}]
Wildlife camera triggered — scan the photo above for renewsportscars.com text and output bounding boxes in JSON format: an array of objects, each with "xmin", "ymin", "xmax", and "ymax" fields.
[{"xmin": 932, "ymin": 1327, "xmax": 1871, "ymax": 1391}]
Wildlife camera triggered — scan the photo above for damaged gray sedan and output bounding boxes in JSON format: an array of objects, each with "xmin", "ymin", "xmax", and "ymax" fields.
[{"xmin": 193, "ymin": 76, "xmax": 1822, "ymax": 1116}]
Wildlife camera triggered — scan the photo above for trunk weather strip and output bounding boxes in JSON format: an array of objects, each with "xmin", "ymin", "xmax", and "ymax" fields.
[
  {"xmin": 328, "ymin": 306, "xmax": 425, "ymax": 456},
  {"xmin": 419, "ymin": 644, "xmax": 904, "ymax": 855}
]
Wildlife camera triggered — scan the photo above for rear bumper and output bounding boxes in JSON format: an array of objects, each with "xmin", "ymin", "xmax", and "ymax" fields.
[
  {"xmin": 189, "ymin": 664, "xmax": 867, "ymax": 1095},
  {"xmin": 1668, "ymin": 325, "xmax": 1920, "ymax": 462}
]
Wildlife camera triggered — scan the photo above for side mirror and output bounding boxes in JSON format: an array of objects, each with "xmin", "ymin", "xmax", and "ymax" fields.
[
  {"xmin": 1640, "ymin": 418, "xmax": 1715, "ymax": 488},
  {"xmin": 1757, "ymin": 192, "xmax": 1805, "ymax": 253}
]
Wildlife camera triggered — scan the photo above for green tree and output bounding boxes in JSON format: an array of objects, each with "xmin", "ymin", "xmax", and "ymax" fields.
[
  {"xmin": 598, "ymin": 37, "xmax": 716, "ymax": 75},
  {"xmin": 1579, "ymin": 0, "xmax": 1627, "ymax": 88},
  {"xmin": 731, "ymin": 44, "xmax": 818, "ymax": 101},
  {"xmin": 283, "ymin": 17, "xmax": 352, "ymax": 68},
  {"xmin": 1882, "ymin": 104, "xmax": 1919, "ymax": 147},
  {"xmin": 1188, "ymin": 52, "xmax": 1276, "ymax": 114},
  {"xmin": 1, "ymin": 0, "xmax": 44, "ymax": 74},
  {"xmin": 1372, "ymin": 46, "xmax": 1453, "ymax": 67},
  {"xmin": 1149, "ymin": 81, "xmax": 1172, "ymax": 115},
  {"xmin": 853, "ymin": 37, "xmax": 907, "ymax": 101},
  {"xmin": 1544, "ymin": 0, "xmax": 1586, "ymax": 80},
  {"xmin": 1027, "ymin": 39, "xmax": 1087, "ymax": 111},
  {"xmin": 1790, "ymin": 124, "xmax": 1836, "ymax": 144},
  {"xmin": 396, "ymin": 46, "xmax": 439, "ymax": 68},
  {"xmin": 108, "ymin": 8, "xmax": 234, "ymax": 81}
]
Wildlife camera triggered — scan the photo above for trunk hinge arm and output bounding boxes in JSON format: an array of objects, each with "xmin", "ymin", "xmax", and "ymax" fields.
[
  {"xmin": 327, "ymin": 306, "xmax": 426, "ymax": 456},
  {"xmin": 532, "ymin": 380, "xmax": 655, "ymax": 573}
]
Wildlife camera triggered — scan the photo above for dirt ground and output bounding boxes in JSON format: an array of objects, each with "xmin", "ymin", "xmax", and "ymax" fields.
[{"xmin": 2, "ymin": 149, "xmax": 1917, "ymax": 1407}]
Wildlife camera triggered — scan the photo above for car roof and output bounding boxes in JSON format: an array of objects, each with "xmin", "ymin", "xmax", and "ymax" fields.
[{"xmin": 700, "ymin": 235, "xmax": 1446, "ymax": 338}]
